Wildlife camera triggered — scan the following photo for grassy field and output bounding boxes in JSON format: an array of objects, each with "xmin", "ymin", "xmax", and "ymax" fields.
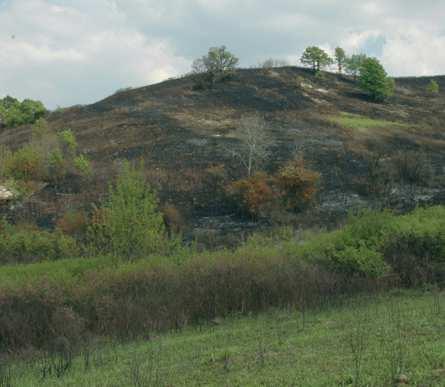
[
  {"xmin": 328, "ymin": 112, "xmax": 408, "ymax": 132},
  {"xmin": 4, "ymin": 290, "xmax": 444, "ymax": 387}
]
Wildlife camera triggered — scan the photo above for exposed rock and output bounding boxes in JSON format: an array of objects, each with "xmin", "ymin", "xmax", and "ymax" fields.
[{"xmin": 0, "ymin": 185, "xmax": 15, "ymax": 201}]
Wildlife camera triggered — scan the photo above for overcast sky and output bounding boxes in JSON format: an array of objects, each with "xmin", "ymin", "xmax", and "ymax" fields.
[{"xmin": 1, "ymin": 0, "xmax": 445, "ymax": 109}]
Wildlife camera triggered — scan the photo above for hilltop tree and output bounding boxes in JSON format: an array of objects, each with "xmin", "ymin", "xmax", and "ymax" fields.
[
  {"xmin": 345, "ymin": 54, "xmax": 368, "ymax": 78},
  {"xmin": 359, "ymin": 57, "xmax": 394, "ymax": 102},
  {"xmin": 192, "ymin": 46, "xmax": 239, "ymax": 87},
  {"xmin": 334, "ymin": 47, "xmax": 347, "ymax": 74},
  {"xmin": 300, "ymin": 47, "xmax": 333, "ymax": 73},
  {"xmin": 426, "ymin": 80, "xmax": 440, "ymax": 94}
]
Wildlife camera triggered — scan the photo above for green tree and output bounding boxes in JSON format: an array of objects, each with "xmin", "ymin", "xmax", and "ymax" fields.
[
  {"xmin": 426, "ymin": 80, "xmax": 440, "ymax": 94},
  {"xmin": 300, "ymin": 46, "xmax": 333, "ymax": 73},
  {"xmin": 0, "ymin": 96, "xmax": 46, "ymax": 128},
  {"xmin": 359, "ymin": 58, "xmax": 394, "ymax": 102},
  {"xmin": 88, "ymin": 162, "xmax": 166, "ymax": 259},
  {"xmin": 345, "ymin": 54, "xmax": 368, "ymax": 78},
  {"xmin": 192, "ymin": 46, "xmax": 239, "ymax": 86},
  {"xmin": 334, "ymin": 47, "xmax": 347, "ymax": 74}
]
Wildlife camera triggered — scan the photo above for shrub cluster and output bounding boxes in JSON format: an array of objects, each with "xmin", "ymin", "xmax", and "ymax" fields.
[
  {"xmin": 299, "ymin": 207, "xmax": 445, "ymax": 285},
  {"xmin": 0, "ymin": 119, "xmax": 92, "ymax": 186},
  {"xmin": 0, "ymin": 96, "xmax": 46, "ymax": 128},
  {"xmin": 0, "ymin": 247, "xmax": 355, "ymax": 353},
  {"xmin": 227, "ymin": 158, "xmax": 320, "ymax": 219},
  {"xmin": 0, "ymin": 221, "xmax": 79, "ymax": 264},
  {"xmin": 1, "ymin": 206, "xmax": 444, "ymax": 354}
]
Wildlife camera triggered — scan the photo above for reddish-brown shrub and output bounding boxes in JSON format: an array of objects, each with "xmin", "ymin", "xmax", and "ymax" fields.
[
  {"xmin": 275, "ymin": 157, "xmax": 320, "ymax": 212},
  {"xmin": 226, "ymin": 172, "xmax": 277, "ymax": 218}
]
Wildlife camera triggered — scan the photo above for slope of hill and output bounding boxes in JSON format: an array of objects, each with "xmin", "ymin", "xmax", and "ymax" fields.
[{"xmin": 1, "ymin": 67, "xmax": 445, "ymax": 237}]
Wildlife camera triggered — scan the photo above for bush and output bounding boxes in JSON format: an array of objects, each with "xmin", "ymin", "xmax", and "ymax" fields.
[
  {"xmin": 58, "ymin": 129, "xmax": 78, "ymax": 158},
  {"xmin": 87, "ymin": 162, "xmax": 167, "ymax": 259},
  {"xmin": 275, "ymin": 157, "xmax": 320, "ymax": 212},
  {"xmin": 226, "ymin": 173, "xmax": 276, "ymax": 219},
  {"xmin": 426, "ymin": 80, "xmax": 439, "ymax": 94},
  {"xmin": 73, "ymin": 155, "xmax": 92, "ymax": 178},
  {"xmin": 4, "ymin": 122, "xmax": 92, "ymax": 184},
  {"xmin": 4, "ymin": 145, "xmax": 46, "ymax": 181},
  {"xmin": 0, "ymin": 206, "xmax": 444, "ymax": 353},
  {"xmin": 0, "ymin": 222, "xmax": 79, "ymax": 264},
  {"xmin": 0, "ymin": 96, "xmax": 46, "ymax": 128},
  {"xmin": 0, "ymin": 246, "xmax": 345, "ymax": 353}
]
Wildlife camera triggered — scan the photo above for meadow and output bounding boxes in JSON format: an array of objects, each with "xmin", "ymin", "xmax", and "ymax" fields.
[{"xmin": 2, "ymin": 290, "xmax": 444, "ymax": 386}]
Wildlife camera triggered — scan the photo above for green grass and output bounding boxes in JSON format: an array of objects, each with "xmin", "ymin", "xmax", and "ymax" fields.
[
  {"xmin": 328, "ymin": 112, "xmax": 407, "ymax": 132},
  {"xmin": 6, "ymin": 290, "xmax": 445, "ymax": 386}
]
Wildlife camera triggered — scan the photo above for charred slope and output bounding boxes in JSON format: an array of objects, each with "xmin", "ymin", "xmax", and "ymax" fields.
[{"xmin": 1, "ymin": 67, "xmax": 445, "ymax": 233}]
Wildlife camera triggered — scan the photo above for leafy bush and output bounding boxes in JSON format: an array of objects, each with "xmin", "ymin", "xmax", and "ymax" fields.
[
  {"xmin": 299, "ymin": 207, "xmax": 445, "ymax": 283},
  {"xmin": 0, "ymin": 206, "xmax": 444, "ymax": 353},
  {"xmin": 58, "ymin": 129, "xmax": 78, "ymax": 157},
  {"xmin": 0, "ymin": 96, "xmax": 46, "ymax": 127},
  {"xmin": 0, "ymin": 222, "xmax": 79, "ymax": 264},
  {"xmin": 73, "ymin": 154, "xmax": 92, "ymax": 178},
  {"xmin": 275, "ymin": 157, "xmax": 320, "ymax": 212},
  {"xmin": 3, "ymin": 120, "xmax": 92, "ymax": 184},
  {"xmin": 226, "ymin": 173, "xmax": 276, "ymax": 219},
  {"xmin": 426, "ymin": 80, "xmax": 439, "ymax": 94},
  {"xmin": 4, "ymin": 145, "xmax": 46, "ymax": 181},
  {"xmin": 87, "ymin": 162, "xmax": 167, "ymax": 259}
]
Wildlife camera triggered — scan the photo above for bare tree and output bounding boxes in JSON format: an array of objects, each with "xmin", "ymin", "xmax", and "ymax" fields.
[{"xmin": 230, "ymin": 115, "xmax": 272, "ymax": 177}]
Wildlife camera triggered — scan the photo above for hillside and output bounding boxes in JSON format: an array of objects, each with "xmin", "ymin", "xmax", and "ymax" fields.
[{"xmin": 1, "ymin": 67, "xmax": 445, "ymax": 239}]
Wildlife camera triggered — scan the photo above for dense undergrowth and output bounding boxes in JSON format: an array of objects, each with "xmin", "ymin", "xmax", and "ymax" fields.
[
  {"xmin": 0, "ymin": 206, "xmax": 444, "ymax": 355},
  {"xmin": 4, "ymin": 291, "xmax": 444, "ymax": 386}
]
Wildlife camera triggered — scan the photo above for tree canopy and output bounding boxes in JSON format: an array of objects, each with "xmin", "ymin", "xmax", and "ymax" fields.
[
  {"xmin": 300, "ymin": 47, "xmax": 333, "ymax": 72},
  {"xmin": 0, "ymin": 96, "xmax": 46, "ymax": 128},
  {"xmin": 334, "ymin": 47, "xmax": 347, "ymax": 74},
  {"xmin": 359, "ymin": 58, "xmax": 394, "ymax": 102},
  {"xmin": 192, "ymin": 46, "xmax": 239, "ymax": 86},
  {"xmin": 345, "ymin": 54, "xmax": 368, "ymax": 78}
]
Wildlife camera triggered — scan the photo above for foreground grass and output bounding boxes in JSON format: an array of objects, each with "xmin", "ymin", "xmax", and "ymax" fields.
[{"xmin": 6, "ymin": 290, "xmax": 445, "ymax": 387}]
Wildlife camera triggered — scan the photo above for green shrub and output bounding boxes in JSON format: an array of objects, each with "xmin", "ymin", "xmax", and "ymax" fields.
[
  {"xmin": 0, "ymin": 206, "xmax": 444, "ymax": 354},
  {"xmin": 47, "ymin": 149, "xmax": 67, "ymax": 181},
  {"xmin": 73, "ymin": 154, "xmax": 92, "ymax": 178},
  {"xmin": 0, "ymin": 96, "xmax": 46, "ymax": 127},
  {"xmin": 4, "ymin": 145, "xmax": 46, "ymax": 181},
  {"xmin": 58, "ymin": 129, "xmax": 78, "ymax": 157},
  {"xmin": 426, "ymin": 80, "xmax": 439, "ymax": 94},
  {"xmin": 0, "ymin": 223, "xmax": 79, "ymax": 264},
  {"xmin": 87, "ymin": 161, "xmax": 167, "ymax": 259}
]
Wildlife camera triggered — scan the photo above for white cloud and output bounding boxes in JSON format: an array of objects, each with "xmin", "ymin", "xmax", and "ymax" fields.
[
  {"xmin": 0, "ymin": 0, "xmax": 189, "ymax": 108},
  {"xmin": 1, "ymin": 0, "xmax": 445, "ymax": 108}
]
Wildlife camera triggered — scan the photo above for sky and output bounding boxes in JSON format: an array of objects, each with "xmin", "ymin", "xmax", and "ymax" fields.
[{"xmin": 1, "ymin": 0, "xmax": 445, "ymax": 109}]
